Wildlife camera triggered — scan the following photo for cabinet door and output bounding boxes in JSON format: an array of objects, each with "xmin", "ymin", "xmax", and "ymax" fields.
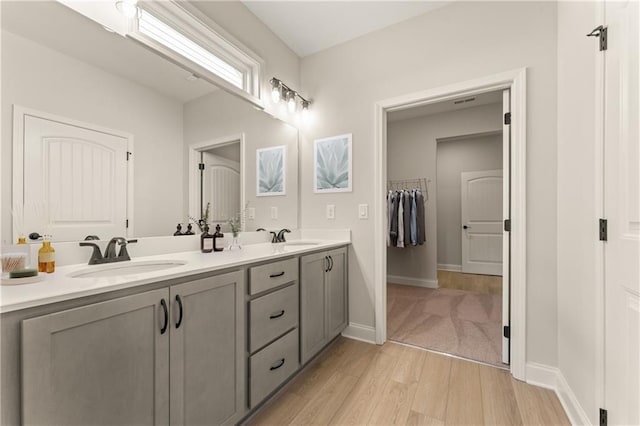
[
  {"xmin": 170, "ymin": 271, "xmax": 245, "ymax": 426},
  {"xmin": 326, "ymin": 247, "xmax": 348, "ymax": 339},
  {"xmin": 22, "ymin": 289, "xmax": 170, "ymax": 425},
  {"xmin": 300, "ymin": 252, "xmax": 328, "ymax": 364}
]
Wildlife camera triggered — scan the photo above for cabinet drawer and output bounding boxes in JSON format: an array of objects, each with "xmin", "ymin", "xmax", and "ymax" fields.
[
  {"xmin": 249, "ymin": 284, "xmax": 299, "ymax": 353},
  {"xmin": 249, "ymin": 328, "xmax": 299, "ymax": 407},
  {"xmin": 249, "ymin": 258, "xmax": 298, "ymax": 295}
]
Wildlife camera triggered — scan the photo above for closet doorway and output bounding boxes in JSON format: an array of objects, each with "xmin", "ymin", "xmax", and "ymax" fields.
[{"xmin": 385, "ymin": 89, "xmax": 510, "ymax": 368}]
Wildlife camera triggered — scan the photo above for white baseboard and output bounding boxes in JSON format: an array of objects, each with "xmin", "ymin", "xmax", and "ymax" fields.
[
  {"xmin": 387, "ymin": 274, "xmax": 438, "ymax": 288},
  {"xmin": 341, "ymin": 322, "xmax": 376, "ymax": 344},
  {"xmin": 526, "ymin": 363, "xmax": 591, "ymax": 426},
  {"xmin": 437, "ymin": 263, "xmax": 462, "ymax": 272}
]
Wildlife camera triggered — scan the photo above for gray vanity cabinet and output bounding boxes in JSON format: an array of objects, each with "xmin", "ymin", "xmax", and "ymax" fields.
[
  {"xmin": 22, "ymin": 288, "xmax": 170, "ymax": 426},
  {"xmin": 21, "ymin": 270, "xmax": 246, "ymax": 426},
  {"xmin": 300, "ymin": 247, "xmax": 348, "ymax": 364},
  {"xmin": 170, "ymin": 270, "xmax": 245, "ymax": 425}
]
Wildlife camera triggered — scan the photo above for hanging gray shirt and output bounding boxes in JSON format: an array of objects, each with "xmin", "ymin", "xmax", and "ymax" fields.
[{"xmin": 416, "ymin": 190, "xmax": 425, "ymax": 244}]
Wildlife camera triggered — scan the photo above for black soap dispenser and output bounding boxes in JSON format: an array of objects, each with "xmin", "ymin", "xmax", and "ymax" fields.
[
  {"xmin": 201, "ymin": 225, "xmax": 214, "ymax": 253},
  {"xmin": 213, "ymin": 224, "xmax": 224, "ymax": 252}
]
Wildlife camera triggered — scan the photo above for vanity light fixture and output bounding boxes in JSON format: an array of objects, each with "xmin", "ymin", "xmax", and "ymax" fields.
[
  {"xmin": 269, "ymin": 77, "xmax": 311, "ymax": 115},
  {"xmin": 115, "ymin": 0, "xmax": 140, "ymax": 19}
]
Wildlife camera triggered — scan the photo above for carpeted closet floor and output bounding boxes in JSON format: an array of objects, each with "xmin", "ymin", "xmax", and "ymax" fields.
[{"xmin": 387, "ymin": 273, "xmax": 504, "ymax": 367}]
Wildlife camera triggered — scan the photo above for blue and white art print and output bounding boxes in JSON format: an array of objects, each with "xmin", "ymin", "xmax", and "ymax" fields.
[
  {"xmin": 314, "ymin": 134, "xmax": 352, "ymax": 193},
  {"xmin": 256, "ymin": 145, "xmax": 286, "ymax": 196}
]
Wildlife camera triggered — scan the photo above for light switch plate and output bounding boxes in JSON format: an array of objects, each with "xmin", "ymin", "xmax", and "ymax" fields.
[
  {"xmin": 270, "ymin": 207, "xmax": 278, "ymax": 220},
  {"xmin": 358, "ymin": 204, "xmax": 369, "ymax": 219},
  {"xmin": 326, "ymin": 204, "xmax": 335, "ymax": 220},
  {"xmin": 247, "ymin": 207, "xmax": 256, "ymax": 220}
]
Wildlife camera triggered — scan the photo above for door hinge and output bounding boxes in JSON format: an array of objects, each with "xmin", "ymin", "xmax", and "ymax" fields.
[
  {"xmin": 126, "ymin": 219, "xmax": 129, "ymax": 229},
  {"xmin": 126, "ymin": 151, "xmax": 132, "ymax": 161},
  {"xmin": 504, "ymin": 112, "xmax": 511, "ymax": 125},
  {"xmin": 503, "ymin": 325, "xmax": 510, "ymax": 338},
  {"xmin": 504, "ymin": 219, "xmax": 511, "ymax": 232},
  {"xmin": 599, "ymin": 218, "xmax": 607, "ymax": 241},
  {"xmin": 599, "ymin": 408, "xmax": 607, "ymax": 426},
  {"xmin": 198, "ymin": 163, "xmax": 205, "ymax": 171},
  {"xmin": 587, "ymin": 25, "xmax": 607, "ymax": 51}
]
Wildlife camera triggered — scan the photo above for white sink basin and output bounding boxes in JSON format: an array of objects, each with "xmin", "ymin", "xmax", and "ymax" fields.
[
  {"xmin": 69, "ymin": 260, "xmax": 187, "ymax": 278},
  {"xmin": 282, "ymin": 242, "xmax": 320, "ymax": 251}
]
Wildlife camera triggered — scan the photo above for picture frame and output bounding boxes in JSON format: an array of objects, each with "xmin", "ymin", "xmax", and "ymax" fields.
[
  {"xmin": 313, "ymin": 133, "xmax": 353, "ymax": 193},
  {"xmin": 256, "ymin": 145, "xmax": 286, "ymax": 197}
]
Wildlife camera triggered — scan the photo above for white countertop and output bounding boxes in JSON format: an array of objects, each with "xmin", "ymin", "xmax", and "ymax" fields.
[{"xmin": 0, "ymin": 239, "xmax": 350, "ymax": 314}]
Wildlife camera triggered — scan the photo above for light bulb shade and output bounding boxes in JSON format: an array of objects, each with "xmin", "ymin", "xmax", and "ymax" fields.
[
  {"xmin": 271, "ymin": 83, "xmax": 281, "ymax": 103},
  {"xmin": 116, "ymin": 0, "xmax": 139, "ymax": 18},
  {"xmin": 287, "ymin": 91, "xmax": 297, "ymax": 113}
]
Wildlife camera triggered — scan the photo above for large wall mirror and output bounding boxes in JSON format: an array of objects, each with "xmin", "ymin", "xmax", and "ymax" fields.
[{"xmin": 1, "ymin": 1, "xmax": 299, "ymax": 243}]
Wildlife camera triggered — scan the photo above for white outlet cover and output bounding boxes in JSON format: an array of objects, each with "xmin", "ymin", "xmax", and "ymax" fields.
[
  {"xmin": 326, "ymin": 204, "xmax": 335, "ymax": 219},
  {"xmin": 247, "ymin": 207, "xmax": 256, "ymax": 220},
  {"xmin": 271, "ymin": 207, "xmax": 278, "ymax": 219}
]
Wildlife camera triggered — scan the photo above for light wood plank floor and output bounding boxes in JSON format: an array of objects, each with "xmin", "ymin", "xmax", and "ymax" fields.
[
  {"xmin": 438, "ymin": 270, "xmax": 502, "ymax": 295},
  {"xmin": 248, "ymin": 337, "xmax": 570, "ymax": 426}
]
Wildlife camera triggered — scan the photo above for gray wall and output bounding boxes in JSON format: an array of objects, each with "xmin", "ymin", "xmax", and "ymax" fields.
[
  {"xmin": 436, "ymin": 134, "xmax": 503, "ymax": 268},
  {"xmin": 386, "ymin": 104, "xmax": 502, "ymax": 284},
  {"xmin": 300, "ymin": 1, "xmax": 559, "ymax": 366}
]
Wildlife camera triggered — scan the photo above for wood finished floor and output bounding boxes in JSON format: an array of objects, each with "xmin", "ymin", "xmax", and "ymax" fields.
[
  {"xmin": 437, "ymin": 270, "xmax": 502, "ymax": 295},
  {"xmin": 248, "ymin": 337, "xmax": 570, "ymax": 426}
]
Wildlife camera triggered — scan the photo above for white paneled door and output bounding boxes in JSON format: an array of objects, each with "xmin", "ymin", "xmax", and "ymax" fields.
[
  {"xmin": 203, "ymin": 152, "xmax": 240, "ymax": 224},
  {"xmin": 461, "ymin": 169, "xmax": 503, "ymax": 276},
  {"xmin": 22, "ymin": 113, "xmax": 129, "ymax": 241},
  {"xmin": 603, "ymin": 0, "xmax": 640, "ymax": 424}
]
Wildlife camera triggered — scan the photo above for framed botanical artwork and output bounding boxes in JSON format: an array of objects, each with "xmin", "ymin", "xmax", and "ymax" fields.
[
  {"xmin": 256, "ymin": 145, "xmax": 286, "ymax": 196},
  {"xmin": 314, "ymin": 133, "xmax": 352, "ymax": 193}
]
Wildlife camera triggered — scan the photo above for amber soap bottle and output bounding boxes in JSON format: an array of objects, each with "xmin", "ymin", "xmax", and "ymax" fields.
[
  {"xmin": 38, "ymin": 236, "xmax": 55, "ymax": 273},
  {"xmin": 201, "ymin": 226, "xmax": 214, "ymax": 253}
]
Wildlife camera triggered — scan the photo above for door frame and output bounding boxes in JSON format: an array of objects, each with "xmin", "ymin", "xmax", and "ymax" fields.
[
  {"xmin": 373, "ymin": 68, "xmax": 527, "ymax": 380},
  {"xmin": 12, "ymin": 105, "xmax": 135, "ymax": 240},
  {"xmin": 188, "ymin": 134, "xmax": 246, "ymax": 229}
]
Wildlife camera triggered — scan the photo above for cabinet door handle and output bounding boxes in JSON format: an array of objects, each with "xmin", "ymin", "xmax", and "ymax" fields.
[
  {"xmin": 270, "ymin": 358, "xmax": 286, "ymax": 370},
  {"xmin": 160, "ymin": 299, "xmax": 168, "ymax": 334},
  {"xmin": 175, "ymin": 294, "xmax": 183, "ymax": 329},
  {"xmin": 328, "ymin": 255, "xmax": 334, "ymax": 271},
  {"xmin": 324, "ymin": 256, "xmax": 329, "ymax": 272},
  {"xmin": 269, "ymin": 310, "xmax": 285, "ymax": 319},
  {"xmin": 269, "ymin": 271, "xmax": 285, "ymax": 278}
]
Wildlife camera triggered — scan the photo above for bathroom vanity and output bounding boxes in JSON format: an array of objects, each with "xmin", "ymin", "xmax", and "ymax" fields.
[{"xmin": 0, "ymin": 240, "xmax": 349, "ymax": 425}]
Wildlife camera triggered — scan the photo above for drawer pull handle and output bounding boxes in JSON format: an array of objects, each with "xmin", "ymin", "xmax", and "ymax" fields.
[
  {"xmin": 270, "ymin": 358, "xmax": 286, "ymax": 371},
  {"xmin": 269, "ymin": 271, "xmax": 285, "ymax": 278},
  {"xmin": 269, "ymin": 310, "xmax": 285, "ymax": 319}
]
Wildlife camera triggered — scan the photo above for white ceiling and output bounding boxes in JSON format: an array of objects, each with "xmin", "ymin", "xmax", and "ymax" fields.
[
  {"xmin": 1, "ymin": 1, "xmax": 217, "ymax": 103},
  {"xmin": 388, "ymin": 90, "xmax": 503, "ymax": 122},
  {"xmin": 242, "ymin": 1, "xmax": 449, "ymax": 57}
]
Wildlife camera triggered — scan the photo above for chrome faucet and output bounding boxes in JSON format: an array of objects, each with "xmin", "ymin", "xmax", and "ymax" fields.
[{"xmin": 80, "ymin": 237, "xmax": 137, "ymax": 265}]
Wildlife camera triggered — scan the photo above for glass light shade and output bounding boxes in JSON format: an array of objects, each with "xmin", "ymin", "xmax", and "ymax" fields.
[
  {"xmin": 287, "ymin": 91, "xmax": 296, "ymax": 113},
  {"xmin": 271, "ymin": 84, "xmax": 281, "ymax": 103}
]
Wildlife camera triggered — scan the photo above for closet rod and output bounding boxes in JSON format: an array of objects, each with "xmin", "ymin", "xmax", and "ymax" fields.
[{"xmin": 387, "ymin": 178, "xmax": 430, "ymax": 200}]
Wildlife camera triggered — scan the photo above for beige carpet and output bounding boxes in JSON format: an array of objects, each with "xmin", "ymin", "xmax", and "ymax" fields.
[{"xmin": 387, "ymin": 283, "xmax": 505, "ymax": 367}]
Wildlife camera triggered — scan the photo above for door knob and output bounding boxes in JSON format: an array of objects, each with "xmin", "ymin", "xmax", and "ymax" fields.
[{"xmin": 463, "ymin": 225, "xmax": 470, "ymax": 229}]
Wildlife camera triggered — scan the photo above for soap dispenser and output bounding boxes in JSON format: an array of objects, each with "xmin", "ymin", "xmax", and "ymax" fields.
[
  {"xmin": 201, "ymin": 226, "xmax": 214, "ymax": 253},
  {"xmin": 38, "ymin": 235, "xmax": 55, "ymax": 273},
  {"xmin": 213, "ymin": 224, "xmax": 224, "ymax": 252}
]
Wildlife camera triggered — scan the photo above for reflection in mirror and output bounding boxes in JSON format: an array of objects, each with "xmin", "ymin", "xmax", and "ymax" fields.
[{"xmin": 1, "ymin": 1, "xmax": 299, "ymax": 243}]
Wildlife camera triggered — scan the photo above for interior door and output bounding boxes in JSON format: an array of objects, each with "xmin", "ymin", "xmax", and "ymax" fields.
[
  {"xmin": 502, "ymin": 88, "xmax": 511, "ymax": 364},
  {"xmin": 603, "ymin": 1, "xmax": 640, "ymax": 424},
  {"xmin": 22, "ymin": 114, "xmax": 129, "ymax": 241},
  {"xmin": 461, "ymin": 169, "xmax": 503, "ymax": 276},
  {"xmin": 202, "ymin": 152, "xmax": 240, "ymax": 225}
]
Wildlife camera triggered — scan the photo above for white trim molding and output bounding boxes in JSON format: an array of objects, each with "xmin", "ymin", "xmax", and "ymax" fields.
[
  {"xmin": 387, "ymin": 275, "xmax": 438, "ymax": 289},
  {"xmin": 373, "ymin": 68, "xmax": 527, "ymax": 381},
  {"xmin": 526, "ymin": 363, "xmax": 592, "ymax": 426},
  {"xmin": 341, "ymin": 322, "xmax": 376, "ymax": 344},
  {"xmin": 437, "ymin": 263, "xmax": 462, "ymax": 272}
]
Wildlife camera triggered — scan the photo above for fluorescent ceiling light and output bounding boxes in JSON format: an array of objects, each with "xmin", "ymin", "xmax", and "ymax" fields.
[{"xmin": 138, "ymin": 10, "xmax": 244, "ymax": 89}]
